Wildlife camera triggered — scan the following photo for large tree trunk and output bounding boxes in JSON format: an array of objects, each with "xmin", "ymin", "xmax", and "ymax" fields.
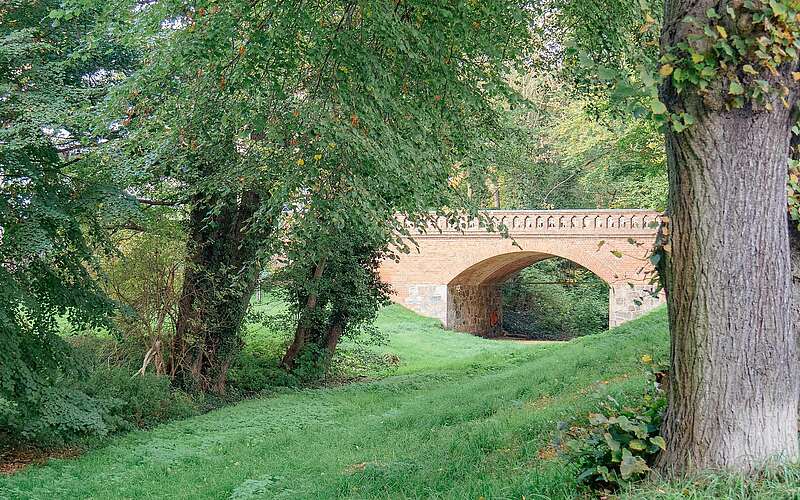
[
  {"xmin": 169, "ymin": 190, "xmax": 263, "ymax": 393},
  {"xmin": 791, "ymin": 135, "xmax": 800, "ymax": 421},
  {"xmin": 657, "ymin": 1, "xmax": 800, "ymax": 474}
]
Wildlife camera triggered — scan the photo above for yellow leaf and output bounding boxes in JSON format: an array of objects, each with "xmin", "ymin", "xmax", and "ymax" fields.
[
  {"xmin": 313, "ymin": 153, "xmax": 322, "ymax": 161},
  {"xmin": 659, "ymin": 64, "xmax": 674, "ymax": 77},
  {"xmin": 641, "ymin": 354, "xmax": 653, "ymax": 364},
  {"xmin": 716, "ymin": 25, "xmax": 727, "ymax": 38},
  {"xmin": 793, "ymin": 72, "xmax": 800, "ymax": 81},
  {"xmin": 691, "ymin": 52, "xmax": 704, "ymax": 64},
  {"xmin": 296, "ymin": 158, "xmax": 305, "ymax": 166}
]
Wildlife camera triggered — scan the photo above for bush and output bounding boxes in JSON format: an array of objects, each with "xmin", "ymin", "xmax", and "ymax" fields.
[
  {"xmin": 78, "ymin": 367, "xmax": 198, "ymax": 430},
  {"xmin": 1, "ymin": 338, "xmax": 200, "ymax": 450},
  {"xmin": 501, "ymin": 259, "xmax": 608, "ymax": 339},
  {"xmin": 561, "ymin": 358, "xmax": 667, "ymax": 493}
]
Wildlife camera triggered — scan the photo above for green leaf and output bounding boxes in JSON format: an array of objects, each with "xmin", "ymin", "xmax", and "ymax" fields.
[
  {"xmin": 604, "ymin": 432, "xmax": 621, "ymax": 452},
  {"xmin": 650, "ymin": 99, "xmax": 667, "ymax": 115},
  {"xmin": 729, "ymin": 81, "xmax": 745, "ymax": 95},
  {"xmin": 620, "ymin": 448, "xmax": 650, "ymax": 479},
  {"xmin": 629, "ymin": 439, "xmax": 647, "ymax": 451},
  {"xmin": 650, "ymin": 436, "xmax": 666, "ymax": 450}
]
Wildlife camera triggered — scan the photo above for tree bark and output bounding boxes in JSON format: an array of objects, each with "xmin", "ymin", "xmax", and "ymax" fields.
[
  {"xmin": 657, "ymin": 0, "xmax": 800, "ymax": 473},
  {"xmin": 790, "ymin": 134, "xmax": 800, "ymax": 338}
]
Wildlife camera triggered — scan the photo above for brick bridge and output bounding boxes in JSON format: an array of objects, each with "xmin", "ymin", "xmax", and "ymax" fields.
[{"xmin": 379, "ymin": 210, "xmax": 665, "ymax": 337}]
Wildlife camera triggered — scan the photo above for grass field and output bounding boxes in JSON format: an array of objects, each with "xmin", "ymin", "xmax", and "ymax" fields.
[{"xmin": 2, "ymin": 305, "xmax": 798, "ymax": 499}]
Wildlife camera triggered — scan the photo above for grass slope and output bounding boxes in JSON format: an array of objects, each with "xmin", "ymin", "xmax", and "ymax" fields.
[{"xmin": 11, "ymin": 305, "xmax": 791, "ymax": 499}]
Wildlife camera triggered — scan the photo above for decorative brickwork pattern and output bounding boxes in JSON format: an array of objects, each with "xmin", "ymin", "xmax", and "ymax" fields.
[{"xmin": 380, "ymin": 210, "xmax": 665, "ymax": 336}]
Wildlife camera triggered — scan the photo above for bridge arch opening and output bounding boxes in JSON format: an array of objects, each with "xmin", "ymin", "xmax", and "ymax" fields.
[
  {"xmin": 447, "ymin": 251, "xmax": 615, "ymax": 337},
  {"xmin": 445, "ymin": 249, "xmax": 662, "ymax": 337}
]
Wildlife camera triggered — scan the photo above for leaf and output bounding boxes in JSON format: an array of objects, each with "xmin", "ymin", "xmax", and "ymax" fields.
[
  {"xmin": 649, "ymin": 253, "xmax": 661, "ymax": 266},
  {"xmin": 620, "ymin": 449, "xmax": 650, "ymax": 479},
  {"xmin": 729, "ymin": 81, "xmax": 745, "ymax": 95},
  {"xmin": 614, "ymin": 416, "xmax": 637, "ymax": 432},
  {"xmin": 611, "ymin": 250, "xmax": 623, "ymax": 258},
  {"xmin": 650, "ymin": 436, "xmax": 666, "ymax": 450},
  {"xmin": 650, "ymin": 99, "xmax": 667, "ymax": 115},
  {"xmin": 659, "ymin": 64, "xmax": 674, "ymax": 77},
  {"xmin": 640, "ymin": 354, "xmax": 653, "ymax": 364},
  {"xmin": 716, "ymin": 25, "xmax": 727, "ymax": 39},
  {"xmin": 629, "ymin": 439, "xmax": 647, "ymax": 451},
  {"xmin": 770, "ymin": 0, "xmax": 787, "ymax": 17},
  {"xmin": 743, "ymin": 64, "xmax": 757, "ymax": 75},
  {"xmin": 604, "ymin": 432, "xmax": 621, "ymax": 452}
]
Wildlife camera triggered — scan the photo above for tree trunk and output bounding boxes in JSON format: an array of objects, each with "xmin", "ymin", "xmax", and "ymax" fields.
[
  {"xmin": 280, "ymin": 260, "xmax": 326, "ymax": 371},
  {"xmin": 321, "ymin": 315, "xmax": 347, "ymax": 373},
  {"xmin": 169, "ymin": 190, "xmax": 263, "ymax": 393},
  {"xmin": 657, "ymin": 2, "xmax": 800, "ymax": 471}
]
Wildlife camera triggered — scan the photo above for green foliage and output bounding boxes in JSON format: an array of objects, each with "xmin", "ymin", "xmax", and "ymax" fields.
[
  {"xmin": 103, "ymin": 228, "xmax": 185, "ymax": 376},
  {"xmin": 659, "ymin": 1, "xmax": 800, "ymax": 116},
  {"xmin": 488, "ymin": 75, "xmax": 667, "ymax": 212},
  {"xmin": 84, "ymin": 0, "xmax": 536, "ymax": 389},
  {"xmin": 560, "ymin": 0, "xmax": 800, "ymax": 131},
  {"xmin": 275, "ymin": 216, "xmax": 392, "ymax": 372},
  {"xmin": 788, "ymin": 159, "xmax": 800, "ymax": 226},
  {"xmin": 1, "ymin": 334, "xmax": 200, "ymax": 449},
  {"xmin": 562, "ymin": 359, "xmax": 667, "ymax": 492},
  {"xmin": 0, "ymin": 0, "xmax": 135, "ymax": 447},
  {"xmin": 77, "ymin": 367, "xmax": 197, "ymax": 430},
  {"xmin": 502, "ymin": 259, "xmax": 609, "ymax": 339}
]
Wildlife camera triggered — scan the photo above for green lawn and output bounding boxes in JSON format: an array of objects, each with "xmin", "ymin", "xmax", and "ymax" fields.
[{"xmin": 3, "ymin": 305, "xmax": 795, "ymax": 499}]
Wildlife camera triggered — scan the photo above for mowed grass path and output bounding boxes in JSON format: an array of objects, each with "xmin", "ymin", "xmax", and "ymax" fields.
[{"xmin": 1, "ymin": 306, "xmax": 669, "ymax": 500}]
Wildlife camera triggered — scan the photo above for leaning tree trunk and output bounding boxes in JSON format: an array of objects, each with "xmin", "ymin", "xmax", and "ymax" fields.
[
  {"xmin": 657, "ymin": 1, "xmax": 800, "ymax": 473},
  {"xmin": 280, "ymin": 260, "xmax": 326, "ymax": 371},
  {"xmin": 321, "ymin": 314, "xmax": 347, "ymax": 373}
]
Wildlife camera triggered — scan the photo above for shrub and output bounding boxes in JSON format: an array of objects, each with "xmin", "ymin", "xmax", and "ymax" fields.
[
  {"xmin": 561, "ymin": 358, "xmax": 667, "ymax": 492},
  {"xmin": 78, "ymin": 367, "xmax": 198, "ymax": 429},
  {"xmin": 230, "ymin": 350, "xmax": 300, "ymax": 393},
  {"xmin": 0, "ymin": 338, "xmax": 200, "ymax": 450}
]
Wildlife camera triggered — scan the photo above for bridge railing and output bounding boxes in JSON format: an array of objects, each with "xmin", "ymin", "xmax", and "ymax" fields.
[{"xmin": 408, "ymin": 209, "xmax": 661, "ymax": 236}]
